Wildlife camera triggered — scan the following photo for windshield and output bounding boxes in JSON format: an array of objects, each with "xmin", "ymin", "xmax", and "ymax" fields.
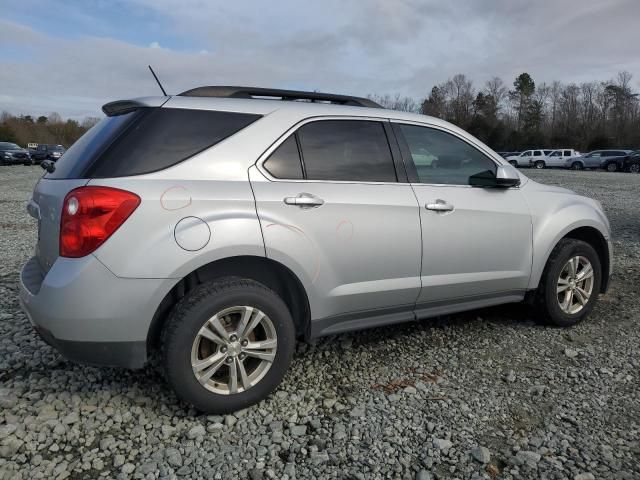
[{"xmin": 0, "ymin": 142, "xmax": 21, "ymax": 149}]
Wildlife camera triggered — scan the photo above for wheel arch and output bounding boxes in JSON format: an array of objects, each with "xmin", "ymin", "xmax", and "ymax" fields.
[
  {"xmin": 531, "ymin": 224, "xmax": 610, "ymax": 294},
  {"xmin": 146, "ymin": 255, "xmax": 312, "ymax": 352}
]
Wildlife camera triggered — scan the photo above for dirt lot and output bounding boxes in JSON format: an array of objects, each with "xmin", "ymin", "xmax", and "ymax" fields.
[{"xmin": 0, "ymin": 166, "xmax": 638, "ymax": 480}]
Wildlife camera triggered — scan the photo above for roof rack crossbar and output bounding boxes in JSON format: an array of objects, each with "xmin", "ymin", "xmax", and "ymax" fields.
[{"xmin": 177, "ymin": 86, "xmax": 382, "ymax": 108}]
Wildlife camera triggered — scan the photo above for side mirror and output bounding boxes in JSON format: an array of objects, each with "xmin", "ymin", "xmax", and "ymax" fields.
[{"xmin": 494, "ymin": 164, "xmax": 521, "ymax": 187}]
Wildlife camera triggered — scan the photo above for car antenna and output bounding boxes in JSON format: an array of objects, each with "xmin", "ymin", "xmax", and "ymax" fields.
[{"xmin": 148, "ymin": 65, "xmax": 168, "ymax": 96}]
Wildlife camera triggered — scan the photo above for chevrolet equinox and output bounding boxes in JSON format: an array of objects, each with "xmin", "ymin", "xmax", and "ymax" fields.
[{"xmin": 19, "ymin": 87, "xmax": 613, "ymax": 413}]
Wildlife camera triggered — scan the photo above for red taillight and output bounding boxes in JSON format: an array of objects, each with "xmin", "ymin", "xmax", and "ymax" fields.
[{"xmin": 60, "ymin": 186, "xmax": 140, "ymax": 258}]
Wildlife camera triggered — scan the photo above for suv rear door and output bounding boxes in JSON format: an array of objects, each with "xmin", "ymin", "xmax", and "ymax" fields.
[
  {"xmin": 250, "ymin": 118, "xmax": 422, "ymax": 336},
  {"xmin": 391, "ymin": 122, "xmax": 532, "ymax": 311}
]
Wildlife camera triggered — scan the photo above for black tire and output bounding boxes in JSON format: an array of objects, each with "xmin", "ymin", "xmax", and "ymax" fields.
[
  {"xmin": 629, "ymin": 163, "xmax": 640, "ymax": 173},
  {"xmin": 534, "ymin": 160, "xmax": 545, "ymax": 169},
  {"xmin": 535, "ymin": 239, "xmax": 601, "ymax": 327},
  {"xmin": 571, "ymin": 162, "xmax": 583, "ymax": 170},
  {"xmin": 161, "ymin": 278, "xmax": 296, "ymax": 413},
  {"xmin": 509, "ymin": 160, "xmax": 518, "ymax": 168},
  {"xmin": 606, "ymin": 162, "xmax": 617, "ymax": 172}
]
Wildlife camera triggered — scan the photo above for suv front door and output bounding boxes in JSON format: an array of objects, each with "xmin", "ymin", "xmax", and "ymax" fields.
[
  {"xmin": 392, "ymin": 122, "xmax": 532, "ymax": 313},
  {"xmin": 250, "ymin": 118, "xmax": 423, "ymax": 336}
]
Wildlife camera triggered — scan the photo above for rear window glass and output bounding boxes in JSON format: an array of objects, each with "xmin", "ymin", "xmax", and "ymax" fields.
[
  {"xmin": 47, "ymin": 108, "xmax": 261, "ymax": 179},
  {"xmin": 297, "ymin": 120, "xmax": 397, "ymax": 182}
]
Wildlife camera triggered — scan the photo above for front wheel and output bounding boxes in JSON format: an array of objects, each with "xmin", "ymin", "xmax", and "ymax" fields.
[
  {"xmin": 535, "ymin": 239, "xmax": 601, "ymax": 327},
  {"xmin": 509, "ymin": 160, "xmax": 518, "ymax": 168},
  {"xmin": 606, "ymin": 163, "xmax": 617, "ymax": 172},
  {"xmin": 571, "ymin": 162, "xmax": 583, "ymax": 170},
  {"xmin": 534, "ymin": 160, "xmax": 545, "ymax": 169},
  {"xmin": 161, "ymin": 278, "xmax": 296, "ymax": 413}
]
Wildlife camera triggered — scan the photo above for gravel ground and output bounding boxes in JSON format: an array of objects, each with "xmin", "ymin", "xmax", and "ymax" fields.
[{"xmin": 0, "ymin": 166, "xmax": 638, "ymax": 480}]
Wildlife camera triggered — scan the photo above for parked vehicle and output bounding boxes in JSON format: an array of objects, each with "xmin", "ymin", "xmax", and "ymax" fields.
[
  {"xmin": 546, "ymin": 149, "xmax": 581, "ymax": 168},
  {"xmin": 623, "ymin": 151, "xmax": 640, "ymax": 173},
  {"xmin": 29, "ymin": 144, "xmax": 66, "ymax": 163},
  {"xmin": 0, "ymin": 142, "xmax": 32, "ymax": 165},
  {"xmin": 505, "ymin": 149, "xmax": 548, "ymax": 168},
  {"xmin": 599, "ymin": 150, "xmax": 634, "ymax": 172},
  {"xmin": 568, "ymin": 150, "xmax": 633, "ymax": 171},
  {"xmin": 19, "ymin": 87, "xmax": 613, "ymax": 413}
]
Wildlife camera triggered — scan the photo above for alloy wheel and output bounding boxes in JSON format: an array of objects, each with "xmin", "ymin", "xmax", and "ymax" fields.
[
  {"xmin": 556, "ymin": 256, "xmax": 594, "ymax": 314},
  {"xmin": 630, "ymin": 164, "xmax": 640, "ymax": 173},
  {"xmin": 191, "ymin": 306, "xmax": 277, "ymax": 395}
]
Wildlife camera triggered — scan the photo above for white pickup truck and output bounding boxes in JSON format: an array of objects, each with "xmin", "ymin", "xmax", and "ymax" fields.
[{"xmin": 546, "ymin": 149, "xmax": 581, "ymax": 168}]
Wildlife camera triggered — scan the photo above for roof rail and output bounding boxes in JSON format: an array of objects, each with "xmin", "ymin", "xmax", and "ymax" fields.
[{"xmin": 177, "ymin": 86, "xmax": 382, "ymax": 108}]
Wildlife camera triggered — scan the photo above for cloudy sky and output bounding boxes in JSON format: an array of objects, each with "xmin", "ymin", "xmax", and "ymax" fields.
[{"xmin": 1, "ymin": 0, "xmax": 639, "ymax": 118}]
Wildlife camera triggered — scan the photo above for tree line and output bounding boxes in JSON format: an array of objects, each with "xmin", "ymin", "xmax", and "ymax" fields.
[
  {"xmin": 3, "ymin": 71, "xmax": 639, "ymax": 153},
  {"xmin": 0, "ymin": 112, "xmax": 100, "ymax": 148},
  {"xmin": 369, "ymin": 71, "xmax": 640, "ymax": 151}
]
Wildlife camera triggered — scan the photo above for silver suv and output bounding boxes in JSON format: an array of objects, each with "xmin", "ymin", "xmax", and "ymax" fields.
[{"xmin": 19, "ymin": 87, "xmax": 613, "ymax": 413}]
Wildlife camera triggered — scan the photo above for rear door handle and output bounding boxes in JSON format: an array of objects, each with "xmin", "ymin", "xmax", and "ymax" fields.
[
  {"xmin": 283, "ymin": 193, "xmax": 325, "ymax": 208},
  {"xmin": 426, "ymin": 199, "xmax": 454, "ymax": 212}
]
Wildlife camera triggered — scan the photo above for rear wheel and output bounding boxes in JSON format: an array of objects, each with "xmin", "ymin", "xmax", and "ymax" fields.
[
  {"xmin": 161, "ymin": 278, "xmax": 296, "ymax": 413},
  {"xmin": 509, "ymin": 160, "xmax": 518, "ymax": 167},
  {"xmin": 534, "ymin": 160, "xmax": 545, "ymax": 169},
  {"xmin": 535, "ymin": 239, "xmax": 601, "ymax": 327},
  {"xmin": 571, "ymin": 162, "xmax": 583, "ymax": 170},
  {"xmin": 606, "ymin": 162, "xmax": 617, "ymax": 172}
]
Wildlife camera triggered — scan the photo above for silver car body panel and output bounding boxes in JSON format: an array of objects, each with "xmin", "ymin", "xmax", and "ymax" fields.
[{"xmin": 19, "ymin": 94, "xmax": 613, "ymax": 368}]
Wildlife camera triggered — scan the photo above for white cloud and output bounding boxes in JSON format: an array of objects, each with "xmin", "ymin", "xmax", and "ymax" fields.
[{"xmin": 1, "ymin": 0, "xmax": 640, "ymax": 118}]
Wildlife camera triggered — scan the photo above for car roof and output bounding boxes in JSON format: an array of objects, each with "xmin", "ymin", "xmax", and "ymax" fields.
[{"xmin": 118, "ymin": 95, "xmax": 458, "ymax": 131}]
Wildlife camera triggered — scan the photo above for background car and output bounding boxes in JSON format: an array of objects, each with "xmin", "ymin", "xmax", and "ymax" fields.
[
  {"xmin": 569, "ymin": 150, "xmax": 633, "ymax": 171},
  {"xmin": 546, "ymin": 149, "xmax": 581, "ymax": 168},
  {"xmin": 598, "ymin": 150, "xmax": 634, "ymax": 172},
  {"xmin": 623, "ymin": 151, "xmax": 640, "ymax": 173},
  {"xmin": 29, "ymin": 144, "xmax": 66, "ymax": 163},
  {"xmin": 506, "ymin": 149, "xmax": 548, "ymax": 168},
  {"xmin": 0, "ymin": 142, "xmax": 32, "ymax": 165}
]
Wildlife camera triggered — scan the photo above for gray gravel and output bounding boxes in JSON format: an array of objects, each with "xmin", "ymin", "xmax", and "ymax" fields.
[{"xmin": 1, "ymin": 165, "xmax": 639, "ymax": 479}]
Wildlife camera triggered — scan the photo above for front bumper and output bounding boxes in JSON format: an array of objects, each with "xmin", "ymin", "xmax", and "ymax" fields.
[{"xmin": 19, "ymin": 255, "xmax": 176, "ymax": 369}]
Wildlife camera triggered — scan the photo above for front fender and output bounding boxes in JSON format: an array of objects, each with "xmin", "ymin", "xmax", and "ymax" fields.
[{"xmin": 527, "ymin": 199, "xmax": 610, "ymax": 290}]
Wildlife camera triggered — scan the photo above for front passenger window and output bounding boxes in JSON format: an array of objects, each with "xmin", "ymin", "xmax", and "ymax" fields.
[{"xmin": 398, "ymin": 124, "xmax": 497, "ymax": 186}]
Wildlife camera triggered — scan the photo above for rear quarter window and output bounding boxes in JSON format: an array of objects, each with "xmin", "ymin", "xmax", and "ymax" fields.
[{"xmin": 47, "ymin": 108, "xmax": 261, "ymax": 179}]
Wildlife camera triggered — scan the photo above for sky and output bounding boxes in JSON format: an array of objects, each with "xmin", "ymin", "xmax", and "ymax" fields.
[{"xmin": 1, "ymin": 0, "xmax": 639, "ymax": 119}]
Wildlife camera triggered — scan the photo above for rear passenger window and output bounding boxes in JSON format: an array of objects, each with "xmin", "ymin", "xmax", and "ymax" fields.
[
  {"xmin": 533, "ymin": 151, "xmax": 542, "ymax": 157},
  {"xmin": 48, "ymin": 108, "xmax": 261, "ymax": 179},
  {"xmin": 296, "ymin": 120, "xmax": 397, "ymax": 182},
  {"xmin": 263, "ymin": 135, "xmax": 303, "ymax": 179}
]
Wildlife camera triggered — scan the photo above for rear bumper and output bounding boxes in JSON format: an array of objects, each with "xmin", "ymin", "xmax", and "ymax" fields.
[
  {"xmin": 31, "ymin": 324, "xmax": 147, "ymax": 369},
  {"xmin": 19, "ymin": 255, "xmax": 176, "ymax": 369}
]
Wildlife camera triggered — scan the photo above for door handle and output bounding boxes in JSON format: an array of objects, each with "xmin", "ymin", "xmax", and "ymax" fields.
[
  {"xmin": 283, "ymin": 193, "xmax": 325, "ymax": 208},
  {"xmin": 426, "ymin": 199, "xmax": 454, "ymax": 212}
]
